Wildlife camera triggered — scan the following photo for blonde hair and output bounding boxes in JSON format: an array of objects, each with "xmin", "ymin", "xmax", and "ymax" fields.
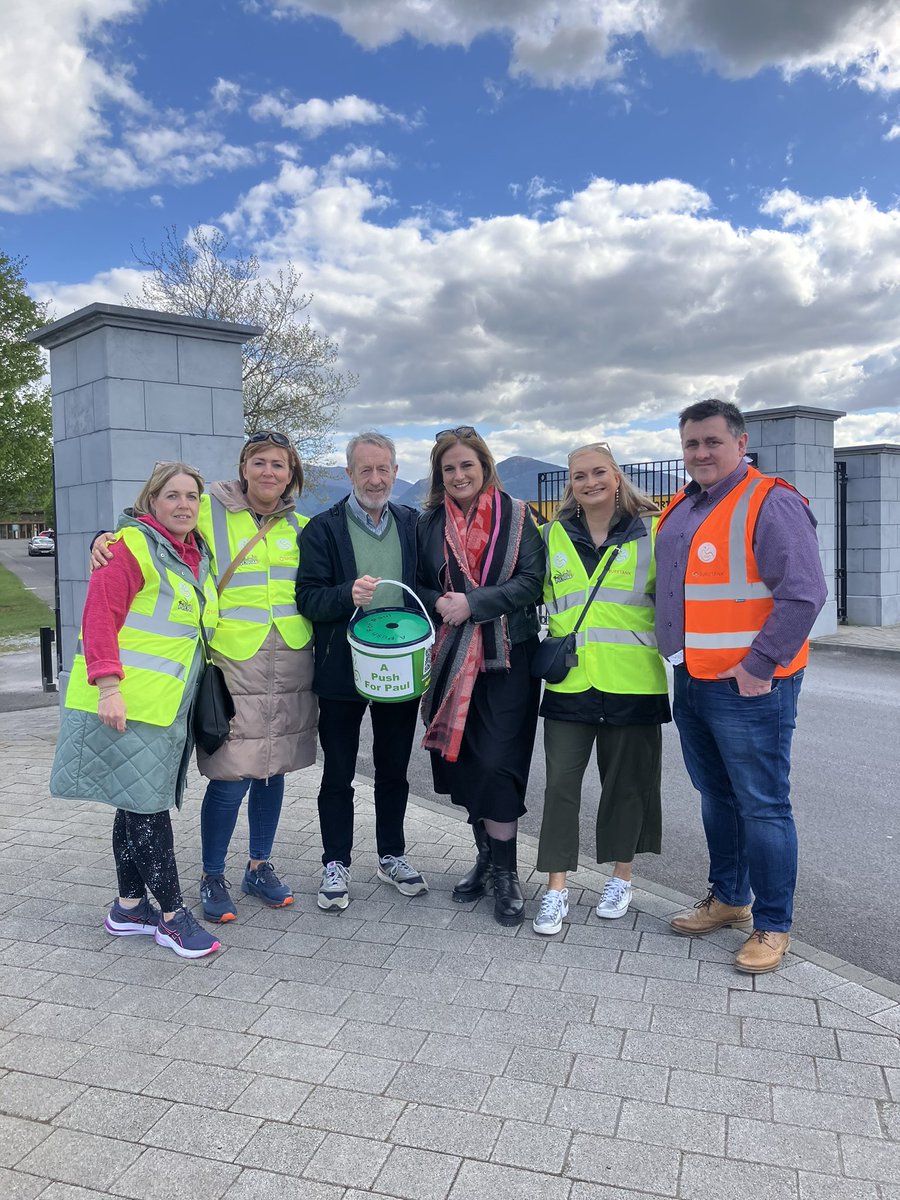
[
  {"xmin": 134, "ymin": 462, "xmax": 205, "ymax": 517},
  {"xmin": 556, "ymin": 442, "xmax": 659, "ymax": 522},
  {"xmin": 239, "ymin": 433, "xmax": 304, "ymax": 497},
  {"xmin": 423, "ymin": 429, "xmax": 503, "ymax": 511}
]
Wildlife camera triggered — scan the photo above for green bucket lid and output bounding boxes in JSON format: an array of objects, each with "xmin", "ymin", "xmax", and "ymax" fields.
[{"xmin": 350, "ymin": 608, "xmax": 431, "ymax": 648}]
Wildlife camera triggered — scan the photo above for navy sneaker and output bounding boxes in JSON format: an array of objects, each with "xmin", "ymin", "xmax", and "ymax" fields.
[
  {"xmin": 241, "ymin": 860, "xmax": 293, "ymax": 908},
  {"xmin": 200, "ymin": 874, "xmax": 237, "ymax": 923},
  {"xmin": 105, "ymin": 896, "xmax": 160, "ymax": 937},
  {"xmin": 155, "ymin": 907, "xmax": 221, "ymax": 959}
]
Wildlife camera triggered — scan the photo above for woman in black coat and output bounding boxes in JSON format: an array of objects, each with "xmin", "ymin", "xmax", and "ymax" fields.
[{"xmin": 417, "ymin": 427, "xmax": 543, "ymax": 926}]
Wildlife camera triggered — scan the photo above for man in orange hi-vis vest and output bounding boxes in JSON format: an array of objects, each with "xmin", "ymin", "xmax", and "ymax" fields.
[{"xmin": 655, "ymin": 399, "xmax": 827, "ymax": 974}]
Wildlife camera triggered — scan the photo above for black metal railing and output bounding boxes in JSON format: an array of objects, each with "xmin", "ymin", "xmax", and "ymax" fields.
[{"xmin": 834, "ymin": 459, "xmax": 848, "ymax": 625}]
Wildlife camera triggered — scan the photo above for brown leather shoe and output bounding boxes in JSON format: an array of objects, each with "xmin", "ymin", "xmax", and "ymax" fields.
[
  {"xmin": 670, "ymin": 889, "xmax": 753, "ymax": 936},
  {"xmin": 734, "ymin": 929, "xmax": 791, "ymax": 974}
]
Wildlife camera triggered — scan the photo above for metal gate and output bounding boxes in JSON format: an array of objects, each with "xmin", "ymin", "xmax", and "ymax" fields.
[
  {"xmin": 535, "ymin": 457, "xmax": 688, "ymax": 521},
  {"xmin": 834, "ymin": 459, "xmax": 848, "ymax": 625}
]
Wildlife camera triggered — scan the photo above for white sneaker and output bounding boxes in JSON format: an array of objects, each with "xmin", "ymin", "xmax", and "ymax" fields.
[
  {"xmin": 318, "ymin": 861, "xmax": 350, "ymax": 910},
  {"xmin": 595, "ymin": 879, "xmax": 632, "ymax": 920},
  {"xmin": 532, "ymin": 888, "xmax": 569, "ymax": 935}
]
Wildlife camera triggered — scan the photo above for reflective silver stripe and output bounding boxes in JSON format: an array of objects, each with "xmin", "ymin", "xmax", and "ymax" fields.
[
  {"xmin": 548, "ymin": 590, "xmax": 590, "ymax": 615},
  {"xmin": 272, "ymin": 604, "xmax": 300, "ymax": 619},
  {"xmin": 224, "ymin": 570, "xmax": 269, "ymax": 587},
  {"xmin": 285, "ymin": 512, "xmax": 302, "ymax": 535},
  {"xmin": 688, "ymin": 478, "xmax": 772, "ymax": 602},
  {"xmin": 269, "ymin": 565, "xmax": 298, "ymax": 581},
  {"xmin": 123, "ymin": 611, "xmax": 198, "ymax": 639},
  {"xmin": 602, "ymin": 587, "xmax": 654, "ymax": 608},
  {"xmin": 577, "ymin": 627, "xmax": 658, "ymax": 648},
  {"xmin": 119, "ymin": 648, "xmax": 187, "ymax": 679},
  {"xmin": 209, "ymin": 495, "xmax": 232, "ymax": 580},
  {"xmin": 685, "ymin": 580, "xmax": 772, "ymax": 601},
  {"xmin": 218, "ymin": 605, "xmax": 271, "ymax": 624},
  {"xmin": 685, "ymin": 630, "xmax": 757, "ymax": 649}
]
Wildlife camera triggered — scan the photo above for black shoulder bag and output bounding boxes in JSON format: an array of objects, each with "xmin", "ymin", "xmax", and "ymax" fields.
[
  {"xmin": 531, "ymin": 541, "xmax": 622, "ymax": 684},
  {"xmin": 192, "ymin": 620, "xmax": 235, "ymax": 756}
]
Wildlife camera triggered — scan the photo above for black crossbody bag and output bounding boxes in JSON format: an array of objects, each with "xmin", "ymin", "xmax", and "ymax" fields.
[
  {"xmin": 531, "ymin": 541, "xmax": 623, "ymax": 684},
  {"xmin": 192, "ymin": 618, "xmax": 235, "ymax": 756}
]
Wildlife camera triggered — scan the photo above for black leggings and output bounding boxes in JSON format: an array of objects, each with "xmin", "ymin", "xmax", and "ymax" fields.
[{"xmin": 112, "ymin": 809, "xmax": 183, "ymax": 912}]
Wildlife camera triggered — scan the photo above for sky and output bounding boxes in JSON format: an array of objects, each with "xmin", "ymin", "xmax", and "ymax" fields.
[{"xmin": 3, "ymin": 0, "xmax": 900, "ymax": 480}]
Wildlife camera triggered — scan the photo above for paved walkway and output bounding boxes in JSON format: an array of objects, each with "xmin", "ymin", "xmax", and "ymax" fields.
[{"xmin": 2, "ymin": 707, "xmax": 899, "ymax": 1200}]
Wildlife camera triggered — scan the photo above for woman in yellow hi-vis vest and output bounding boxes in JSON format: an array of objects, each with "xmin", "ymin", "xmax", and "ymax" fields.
[
  {"xmin": 532, "ymin": 443, "xmax": 671, "ymax": 936},
  {"xmin": 92, "ymin": 432, "xmax": 317, "ymax": 923},
  {"xmin": 51, "ymin": 463, "xmax": 221, "ymax": 959}
]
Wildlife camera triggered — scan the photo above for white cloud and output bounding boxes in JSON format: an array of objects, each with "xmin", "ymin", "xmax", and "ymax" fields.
[
  {"xmin": 202, "ymin": 165, "xmax": 900, "ymax": 475},
  {"xmin": 31, "ymin": 266, "xmax": 147, "ymax": 316},
  {"xmin": 250, "ymin": 93, "xmax": 399, "ymax": 136},
  {"xmin": 0, "ymin": 1, "xmax": 257, "ymax": 212},
  {"xmin": 264, "ymin": 0, "xmax": 900, "ymax": 90}
]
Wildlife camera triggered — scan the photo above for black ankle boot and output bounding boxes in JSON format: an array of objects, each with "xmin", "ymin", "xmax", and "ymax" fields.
[
  {"xmin": 452, "ymin": 821, "xmax": 492, "ymax": 903},
  {"xmin": 487, "ymin": 836, "xmax": 524, "ymax": 926}
]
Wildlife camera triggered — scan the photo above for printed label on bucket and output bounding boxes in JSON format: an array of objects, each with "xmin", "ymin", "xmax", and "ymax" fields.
[{"xmin": 353, "ymin": 655, "xmax": 415, "ymax": 699}]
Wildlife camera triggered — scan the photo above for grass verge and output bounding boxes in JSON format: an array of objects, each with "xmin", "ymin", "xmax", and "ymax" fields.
[{"xmin": 0, "ymin": 561, "xmax": 54, "ymax": 652}]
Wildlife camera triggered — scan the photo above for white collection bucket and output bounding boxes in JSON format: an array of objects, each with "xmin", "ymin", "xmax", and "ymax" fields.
[{"xmin": 347, "ymin": 580, "xmax": 435, "ymax": 703}]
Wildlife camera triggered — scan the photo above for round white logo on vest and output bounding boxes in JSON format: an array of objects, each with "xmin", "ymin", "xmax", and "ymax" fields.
[
  {"xmin": 178, "ymin": 582, "xmax": 192, "ymax": 597},
  {"xmin": 277, "ymin": 538, "xmax": 292, "ymax": 550},
  {"xmin": 613, "ymin": 546, "xmax": 630, "ymax": 564},
  {"xmin": 553, "ymin": 552, "xmax": 568, "ymax": 569},
  {"xmin": 697, "ymin": 542, "xmax": 717, "ymax": 563}
]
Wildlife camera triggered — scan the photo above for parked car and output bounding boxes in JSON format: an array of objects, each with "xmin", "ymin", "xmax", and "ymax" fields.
[{"xmin": 28, "ymin": 533, "xmax": 55, "ymax": 557}]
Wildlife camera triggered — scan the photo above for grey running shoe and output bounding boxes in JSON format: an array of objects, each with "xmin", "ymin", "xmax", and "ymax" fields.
[
  {"xmin": 377, "ymin": 854, "xmax": 429, "ymax": 897},
  {"xmin": 532, "ymin": 888, "xmax": 569, "ymax": 936},
  {"xmin": 105, "ymin": 896, "xmax": 160, "ymax": 937},
  {"xmin": 318, "ymin": 861, "xmax": 351, "ymax": 910}
]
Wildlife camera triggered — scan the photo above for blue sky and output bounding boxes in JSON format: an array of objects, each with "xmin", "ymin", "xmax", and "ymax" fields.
[{"xmin": 3, "ymin": 0, "xmax": 900, "ymax": 478}]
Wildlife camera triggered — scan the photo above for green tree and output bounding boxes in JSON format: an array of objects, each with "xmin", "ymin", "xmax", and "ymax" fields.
[
  {"xmin": 0, "ymin": 253, "xmax": 52, "ymax": 520},
  {"xmin": 127, "ymin": 226, "xmax": 356, "ymax": 468}
]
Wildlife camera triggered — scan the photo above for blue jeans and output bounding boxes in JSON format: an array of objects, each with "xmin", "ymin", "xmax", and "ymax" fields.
[
  {"xmin": 673, "ymin": 666, "xmax": 803, "ymax": 932},
  {"xmin": 200, "ymin": 776, "xmax": 285, "ymax": 877}
]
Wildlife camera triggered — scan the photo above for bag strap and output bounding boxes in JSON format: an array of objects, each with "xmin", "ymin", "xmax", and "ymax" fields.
[
  {"xmin": 216, "ymin": 514, "xmax": 281, "ymax": 596},
  {"xmin": 543, "ymin": 521, "xmax": 624, "ymax": 635},
  {"xmin": 570, "ymin": 543, "xmax": 622, "ymax": 635}
]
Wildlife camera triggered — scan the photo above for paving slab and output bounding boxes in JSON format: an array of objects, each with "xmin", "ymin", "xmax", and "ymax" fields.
[{"xmin": 1, "ymin": 705, "xmax": 899, "ymax": 1199}]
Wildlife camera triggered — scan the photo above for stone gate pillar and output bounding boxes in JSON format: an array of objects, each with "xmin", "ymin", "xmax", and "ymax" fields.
[
  {"xmin": 27, "ymin": 303, "xmax": 262, "ymax": 685},
  {"xmin": 742, "ymin": 404, "xmax": 845, "ymax": 638}
]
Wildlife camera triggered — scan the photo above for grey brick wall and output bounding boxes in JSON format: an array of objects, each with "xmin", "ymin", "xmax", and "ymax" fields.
[{"xmin": 836, "ymin": 445, "xmax": 900, "ymax": 626}]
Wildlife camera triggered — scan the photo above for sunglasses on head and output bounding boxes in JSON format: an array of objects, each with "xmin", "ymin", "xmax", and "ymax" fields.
[
  {"xmin": 435, "ymin": 426, "xmax": 478, "ymax": 441},
  {"xmin": 246, "ymin": 430, "xmax": 292, "ymax": 448}
]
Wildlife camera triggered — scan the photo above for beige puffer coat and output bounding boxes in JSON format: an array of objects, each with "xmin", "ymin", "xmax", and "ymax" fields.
[{"xmin": 196, "ymin": 480, "xmax": 318, "ymax": 782}]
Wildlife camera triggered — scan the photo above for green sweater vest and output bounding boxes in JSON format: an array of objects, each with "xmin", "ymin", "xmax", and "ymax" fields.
[{"xmin": 346, "ymin": 509, "xmax": 404, "ymax": 610}]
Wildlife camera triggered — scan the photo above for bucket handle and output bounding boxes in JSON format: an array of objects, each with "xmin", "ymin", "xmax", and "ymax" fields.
[{"xmin": 350, "ymin": 579, "xmax": 436, "ymax": 640}]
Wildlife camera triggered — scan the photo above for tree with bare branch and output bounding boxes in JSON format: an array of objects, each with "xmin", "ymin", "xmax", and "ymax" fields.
[{"xmin": 127, "ymin": 226, "xmax": 355, "ymax": 467}]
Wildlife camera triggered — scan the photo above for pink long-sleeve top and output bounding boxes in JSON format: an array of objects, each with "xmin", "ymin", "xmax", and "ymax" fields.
[{"xmin": 82, "ymin": 516, "xmax": 202, "ymax": 685}]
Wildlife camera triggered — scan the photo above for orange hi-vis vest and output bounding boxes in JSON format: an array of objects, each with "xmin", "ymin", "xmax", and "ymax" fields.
[{"xmin": 656, "ymin": 466, "xmax": 810, "ymax": 680}]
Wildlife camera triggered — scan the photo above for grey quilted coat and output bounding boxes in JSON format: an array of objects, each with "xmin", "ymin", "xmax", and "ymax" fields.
[
  {"xmin": 50, "ymin": 516, "xmax": 211, "ymax": 814},
  {"xmin": 195, "ymin": 481, "xmax": 318, "ymax": 783}
]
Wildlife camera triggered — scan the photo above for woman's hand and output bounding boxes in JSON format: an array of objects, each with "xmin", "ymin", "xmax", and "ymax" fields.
[
  {"xmin": 98, "ymin": 691, "xmax": 127, "ymax": 733},
  {"xmin": 90, "ymin": 532, "xmax": 115, "ymax": 572},
  {"xmin": 436, "ymin": 591, "xmax": 472, "ymax": 627}
]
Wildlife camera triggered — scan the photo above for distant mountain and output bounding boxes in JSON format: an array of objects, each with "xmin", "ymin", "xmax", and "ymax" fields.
[
  {"xmin": 297, "ymin": 467, "xmax": 413, "ymax": 518},
  {"xmin": 395, "ymin": 454, "xmax": 565, "ymax": 510}
]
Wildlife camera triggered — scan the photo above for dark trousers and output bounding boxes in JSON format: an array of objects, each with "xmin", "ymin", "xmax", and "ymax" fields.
[
  {"xmin": 112, "ymin": 808, "xmax": 183, "ymax": 912},
  {"xmin": 317, "ymin": 696, "xmax": 420, "ymax": 867},
  {"xmin": 537, "ymin": 719, "xmax": 662, "ymax": 872}
]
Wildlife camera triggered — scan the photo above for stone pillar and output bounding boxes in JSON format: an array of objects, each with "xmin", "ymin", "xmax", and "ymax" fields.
[
  {"xmin": 834, "ymin": 444, "xmax": 900, "ymax": 626},
  {"xmin": 27, "ymin": 303, "xmax": 262, "ymax": 680},
  {"xmin": 742, "ymin": 404, "xmax": 845, "ymax": 638}
]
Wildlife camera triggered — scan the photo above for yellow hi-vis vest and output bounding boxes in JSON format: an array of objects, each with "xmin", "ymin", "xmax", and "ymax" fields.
[
  {"xmin": 65, "ymin": 525, "xmax": 219, "ymax": 727},
  {"xmin": 201, "ymin": 495, "xmax": 312, "ymax": 661},
  {"xmin": 543, "ymin": 519, "xmax": 667, "ymax": 696}
]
